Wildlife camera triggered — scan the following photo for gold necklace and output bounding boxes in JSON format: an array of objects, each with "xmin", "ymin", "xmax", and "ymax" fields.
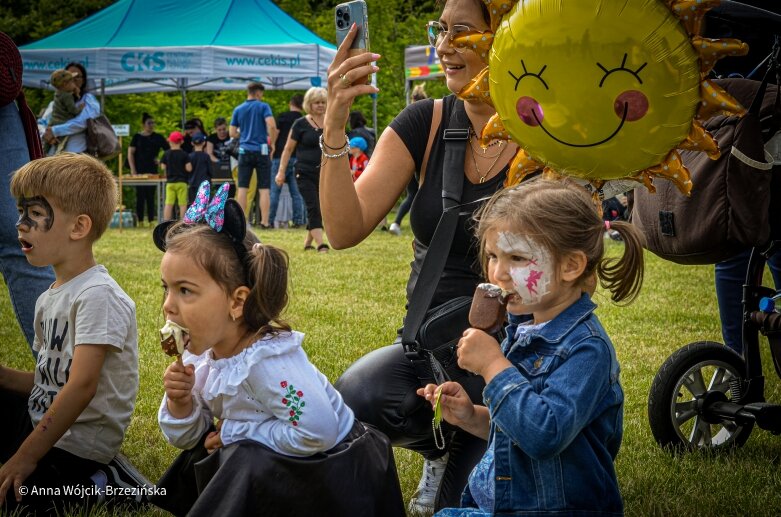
[
  {"xmin": 469, "ymin": 134, "xmax": 504, "ymax": 159},
  {"xmin": 469, "ymin": 127, "xmax": 503, "ymax": 155},
  {"xmin": 469, "ymin": 142, "xmax": 505, "ymax": 183}
]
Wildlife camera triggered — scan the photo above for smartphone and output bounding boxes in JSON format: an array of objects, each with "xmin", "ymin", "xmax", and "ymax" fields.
[{"xmin": 335, "ymin": 0, "xmax": 371, "ymax": 84}]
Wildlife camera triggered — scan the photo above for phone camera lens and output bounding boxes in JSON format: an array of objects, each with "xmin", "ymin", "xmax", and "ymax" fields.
[
  {"xmin": 337, "ymin": 19, "xmax": 344, "ymax": 28},
  {"xmin": 336, "ymin": 9, "xmax": 343, "ymax": 17},
  {"xmin": 344, "ymin": 12, "xmax": 350, "ymax": 22}
]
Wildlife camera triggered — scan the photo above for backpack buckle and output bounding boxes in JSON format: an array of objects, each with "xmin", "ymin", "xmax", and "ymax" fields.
[{"xmin": 443, "ymin": 128, "xmax": 469, "ymax": 141}]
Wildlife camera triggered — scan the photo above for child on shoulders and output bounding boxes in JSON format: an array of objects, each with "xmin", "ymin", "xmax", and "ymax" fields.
[
  {"xmin": 419, "ymin": 180, "xmax": 645, "ymax": 516},
  {"xmin": 0, "ymin": 153, "xmax": 139, "ymax": 514},
  {"xmin": 151, "ymin": 182, "xmax": 404, "ymax": 517}
]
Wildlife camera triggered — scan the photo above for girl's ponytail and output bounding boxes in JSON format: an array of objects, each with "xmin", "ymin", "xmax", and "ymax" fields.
[
  {"xmin": 243, "ymin": 243, "xmax": 291, "ymax": 336},
  {"xmin": 596, "ymin": 221, "xmax": 645, "ymax": 304}
]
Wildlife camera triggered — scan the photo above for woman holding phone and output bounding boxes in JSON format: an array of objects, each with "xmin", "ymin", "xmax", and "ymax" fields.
[{"xmin": 320, "ymin": 0, "xmax": 519, "ymax": 513}]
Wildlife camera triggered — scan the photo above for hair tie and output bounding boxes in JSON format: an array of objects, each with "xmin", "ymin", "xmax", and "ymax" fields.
[
  {"xmin": 604, "ymin": 220, "xmax": 611, "ymax": 230},
  {"xmin": 252, "ymin": 243, "xmax": 263, "ymax": 251}
]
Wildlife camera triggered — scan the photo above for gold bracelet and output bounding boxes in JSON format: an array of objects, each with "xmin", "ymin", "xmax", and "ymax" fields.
[{"xmin": 319, "ymin": 134, "xmax": 350, "ymax": 159}]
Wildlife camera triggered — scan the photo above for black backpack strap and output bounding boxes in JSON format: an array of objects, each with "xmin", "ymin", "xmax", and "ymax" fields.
[
  {"xmin": 401, "ymin": 100, "xmax": 469, "ymax": 376},
  {"xmin": 749, "ymin": 36, "xmax": 780, "ymax": 121}
]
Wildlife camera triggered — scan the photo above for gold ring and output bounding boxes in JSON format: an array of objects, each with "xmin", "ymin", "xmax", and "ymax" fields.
[{"xmin": 339, "ymin": 73, "xmax": 351, "ymax": 88}]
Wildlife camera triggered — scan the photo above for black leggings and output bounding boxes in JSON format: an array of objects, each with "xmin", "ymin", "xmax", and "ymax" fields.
[
  {"xmin": 135, "ymin": 185, "xmax": 157, "ymax": 223},
  {"xmin": 0, "ymin": 388, "xmax": 105, "ymax": 514},
  {"xmin": 334, "ymin": 337, "xmax": 487, "ymax": 511},
  {"xmin": 296, "ymin": 171, "xmax": 323, "ymax": 230}
]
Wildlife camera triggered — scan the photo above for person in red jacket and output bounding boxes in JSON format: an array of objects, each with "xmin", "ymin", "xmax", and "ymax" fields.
[{"xmin": 348, "ymin": 136, "xmax": 369, "ymax": 182}]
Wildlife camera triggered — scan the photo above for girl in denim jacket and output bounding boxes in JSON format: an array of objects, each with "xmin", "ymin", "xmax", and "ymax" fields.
[{"xmin": 419, "ymin": 180, "xmax": 645, "ymax": 516}]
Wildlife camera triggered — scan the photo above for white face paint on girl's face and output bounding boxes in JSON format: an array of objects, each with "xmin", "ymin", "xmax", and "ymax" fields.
[{"xmin": 497, "ymin": 232, "xmax": 553, "ymax": 305}]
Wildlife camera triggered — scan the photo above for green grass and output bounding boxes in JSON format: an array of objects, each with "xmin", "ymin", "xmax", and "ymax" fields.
[{"xmin": 1, "ymin": 225, "xmax": 780, "ymax": 515}]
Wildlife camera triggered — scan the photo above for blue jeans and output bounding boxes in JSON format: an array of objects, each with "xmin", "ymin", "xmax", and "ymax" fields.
[
  {"xmin": 394, "ymin": 179, "xmax": 418, "ymax": 226},
  {"xmin": 715, "ymin": 249, "xmax": 781, "ymax": 353},
  {"xmin": 0, "ymin": 102, "xmax": 55, "ymax": 351},
  {"xmin": 270, "ymin": 157, "xmax": 305, "ymax": 226}
]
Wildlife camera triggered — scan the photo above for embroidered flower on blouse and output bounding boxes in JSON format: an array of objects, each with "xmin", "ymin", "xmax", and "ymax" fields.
[{"xmin": 280, "ymin": 381, "xmax": 306, "ymax": 426}]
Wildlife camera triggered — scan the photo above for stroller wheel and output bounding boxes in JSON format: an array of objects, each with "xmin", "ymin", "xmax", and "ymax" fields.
[{"xmin": 648, "ymin": 341, "xmax": 754, "ymax": 451}]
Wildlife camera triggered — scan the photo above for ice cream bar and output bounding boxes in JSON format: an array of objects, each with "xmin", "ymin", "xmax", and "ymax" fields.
[
  {"xmin": 160, "ymin": 320, "xmax": 188, "ymax": 358},
  {"xmin": 469, "ymin": 283, "xmax": 509, "ymax": 333}
]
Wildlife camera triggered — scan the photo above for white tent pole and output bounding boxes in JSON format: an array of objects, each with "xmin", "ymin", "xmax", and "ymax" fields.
[{"xmin": 371, "ymin": 72, "xmax": 378, "ymax": 132}]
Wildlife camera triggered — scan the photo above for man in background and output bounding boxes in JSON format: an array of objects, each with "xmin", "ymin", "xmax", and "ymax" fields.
[
  {"xmin": 270, "ymin": 94, "xmax": 305, "ymax": 228},
  {"xmin": 230, "ymin": 82, "xmax": 277, "ymax": 228}
]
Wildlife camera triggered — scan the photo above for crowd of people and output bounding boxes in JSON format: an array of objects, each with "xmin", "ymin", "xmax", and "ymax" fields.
[{"xmin": 2, "ymin": 0, "xmax": 780, "ymax": 514}]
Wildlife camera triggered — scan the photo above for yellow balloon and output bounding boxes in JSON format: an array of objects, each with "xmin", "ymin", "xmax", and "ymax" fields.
[{"xmin": 489, "ymin": 0, "xmax": 701, "ymax": 180}]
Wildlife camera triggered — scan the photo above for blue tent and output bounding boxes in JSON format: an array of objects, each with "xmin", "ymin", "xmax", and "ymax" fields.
[{"xmin": 20, "ymin": 0, "xmax": 336, "ymax": 94}]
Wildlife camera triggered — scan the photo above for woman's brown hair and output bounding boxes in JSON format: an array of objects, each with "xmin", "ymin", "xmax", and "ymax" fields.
[
  {"xmin": 163, "ymin": 223, "xmax": 291, "ymax": 336},
  {"xmin": 474, "ymin": 179, "xmax": 645, "ymax": 304}
]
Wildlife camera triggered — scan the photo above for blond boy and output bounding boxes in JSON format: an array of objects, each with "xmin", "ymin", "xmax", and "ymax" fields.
[{"xmin": 0, "ymin": 153, "xmax": 138, "ymax": 513}]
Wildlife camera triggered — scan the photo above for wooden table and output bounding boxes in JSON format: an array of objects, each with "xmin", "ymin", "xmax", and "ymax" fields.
[{"xmin": 119, "ymin": 176, "xmax": 166, "ymax": 223}]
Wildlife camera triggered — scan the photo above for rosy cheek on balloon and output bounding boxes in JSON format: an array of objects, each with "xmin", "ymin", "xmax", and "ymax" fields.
[
  {"xmin": 614, "ymin": 90, "xmax": 649, "ymax": 121},
  {"xmin": 516, "ymin": 96, "xmax": 544, "ymax": 126}
]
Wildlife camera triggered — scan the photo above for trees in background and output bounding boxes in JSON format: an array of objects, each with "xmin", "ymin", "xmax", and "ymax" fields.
[{"xmin": 4, "ymin": 0, "xmax": 447, "ymax": 135}]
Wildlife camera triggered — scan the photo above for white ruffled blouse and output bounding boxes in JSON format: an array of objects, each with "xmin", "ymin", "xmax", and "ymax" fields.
[{"xmin": 158, "ymin": 331, "xmax": 355, "ymax": 457}]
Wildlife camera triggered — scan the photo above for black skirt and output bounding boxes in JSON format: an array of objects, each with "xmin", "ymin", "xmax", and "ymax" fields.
[{"xmin": 151, "ymin": 421, "xmax": 404, "ymax": 517}]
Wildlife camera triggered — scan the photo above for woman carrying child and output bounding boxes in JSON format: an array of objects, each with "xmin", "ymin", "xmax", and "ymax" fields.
[
  {"xmin": 41, "ymin": 62, "xmax": 99, "ymax": 154},
  {"xmin": 151, "ymin": 182, "xmax": 403, "ymax": 517},
  {"xmin": 419, "ymin": 180, "xmax": 644, "ymax": 515}
]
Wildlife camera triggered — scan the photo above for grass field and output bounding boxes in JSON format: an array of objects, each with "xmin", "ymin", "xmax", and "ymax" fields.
[{"xmin": 1, "ymin": 223, "xmax": 780, "ymax": 516}]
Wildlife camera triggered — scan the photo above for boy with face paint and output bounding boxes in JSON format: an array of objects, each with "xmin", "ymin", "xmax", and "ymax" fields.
[
  {"xmin": 418, "ymin": 180, "xmax": 646, "ymax": 515},
  {"xmin": 0, "ymin": 153, "xmax": 138, "ymax": 513}
]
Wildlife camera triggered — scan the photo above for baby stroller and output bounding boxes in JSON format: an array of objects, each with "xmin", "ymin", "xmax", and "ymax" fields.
[
  {"xmin": 647, "ymin": 243, "xmax": 781, "ymax": 449},
  {"xmin": 647, "ymin": 0, "xmax": 781, "ymax": 451}
]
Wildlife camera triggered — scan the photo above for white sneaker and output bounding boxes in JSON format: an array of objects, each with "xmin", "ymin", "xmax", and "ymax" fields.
[
  {"xmin": 389, "ymin": 222, "xmax": 401, "ymax": 236},
  {"xmin": 408, "ymin": 453, "xmax": 448, "ymax": 516}
]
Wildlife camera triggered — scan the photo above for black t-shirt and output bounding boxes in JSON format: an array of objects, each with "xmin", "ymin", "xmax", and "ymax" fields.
[
  {"xmin": 389, "ymin": 95, "xmax": 508, "ymax": 308},
  {"xmin": 129, "ymin": 132, "xmax": 168, "ymax": 173},
  {"xmin": 207, "ymin": 134, "xmax": 231, "ymax": 164},
  {"xmin": 161, "ymin": 149, "xmax": 190, "ymax": 183},
  {"xmin": 274, "ymin": 110, "xmax": 303, "ymax": 159},
  {"xmin": 188, "ymin": 151, "xmax": 212, "ymax": 188},
  {"xmin": 290, "ymin": 116, "xmax": 322, "ymax": 176}
]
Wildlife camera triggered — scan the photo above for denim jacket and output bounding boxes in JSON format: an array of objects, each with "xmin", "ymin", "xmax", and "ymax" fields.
[{"xmin": 461, "ymin": 293, "xmax": 624, "ymax": 516}]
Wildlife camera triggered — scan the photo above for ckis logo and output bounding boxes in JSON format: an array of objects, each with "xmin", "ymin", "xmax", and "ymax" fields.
[{"xmin": 121, "ymin": 52, "xmax": 165, "ymax": 72}]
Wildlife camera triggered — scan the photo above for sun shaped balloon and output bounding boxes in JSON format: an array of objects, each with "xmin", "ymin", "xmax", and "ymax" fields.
[{"xmin": 451, "ymin": 0, "xmax": 748, "ymax": 197}]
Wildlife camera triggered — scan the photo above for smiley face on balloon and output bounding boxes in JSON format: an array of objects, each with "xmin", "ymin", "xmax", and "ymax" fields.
[{"xmin": 453, "ymin": 0, "xmax": 748, "ymax": 196}]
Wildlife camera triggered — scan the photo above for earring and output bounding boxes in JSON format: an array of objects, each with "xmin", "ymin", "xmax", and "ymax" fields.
[{"xmin": 231, "ymin": 313, "xmax": 236, "ymax": 322}]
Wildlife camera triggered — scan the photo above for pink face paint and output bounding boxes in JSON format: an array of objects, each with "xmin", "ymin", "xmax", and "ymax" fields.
[{"xmin": 497, "ymin": 232, "xmax": 553, "ymax": 305}]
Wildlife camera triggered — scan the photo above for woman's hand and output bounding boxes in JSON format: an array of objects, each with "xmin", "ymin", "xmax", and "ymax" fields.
[
  {"xmin": 324, "ymin": 23, "xmax": 380, "ymax": 137},
  {"xmin": 43, "ymin": 127, "xmax": 57, "ymax": 145},
  {"xmin": 417, "ymin": 381, "xmax": 476, "ymax": 429},
  {"xmin": 457, "ymin": 329, "xmax": 512, "ymax": 382}
]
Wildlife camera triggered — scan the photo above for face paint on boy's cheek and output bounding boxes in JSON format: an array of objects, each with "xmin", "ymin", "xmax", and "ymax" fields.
[{"xmin": 16, "ymin": 196, "xmax": 54, "ymax": 231}]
